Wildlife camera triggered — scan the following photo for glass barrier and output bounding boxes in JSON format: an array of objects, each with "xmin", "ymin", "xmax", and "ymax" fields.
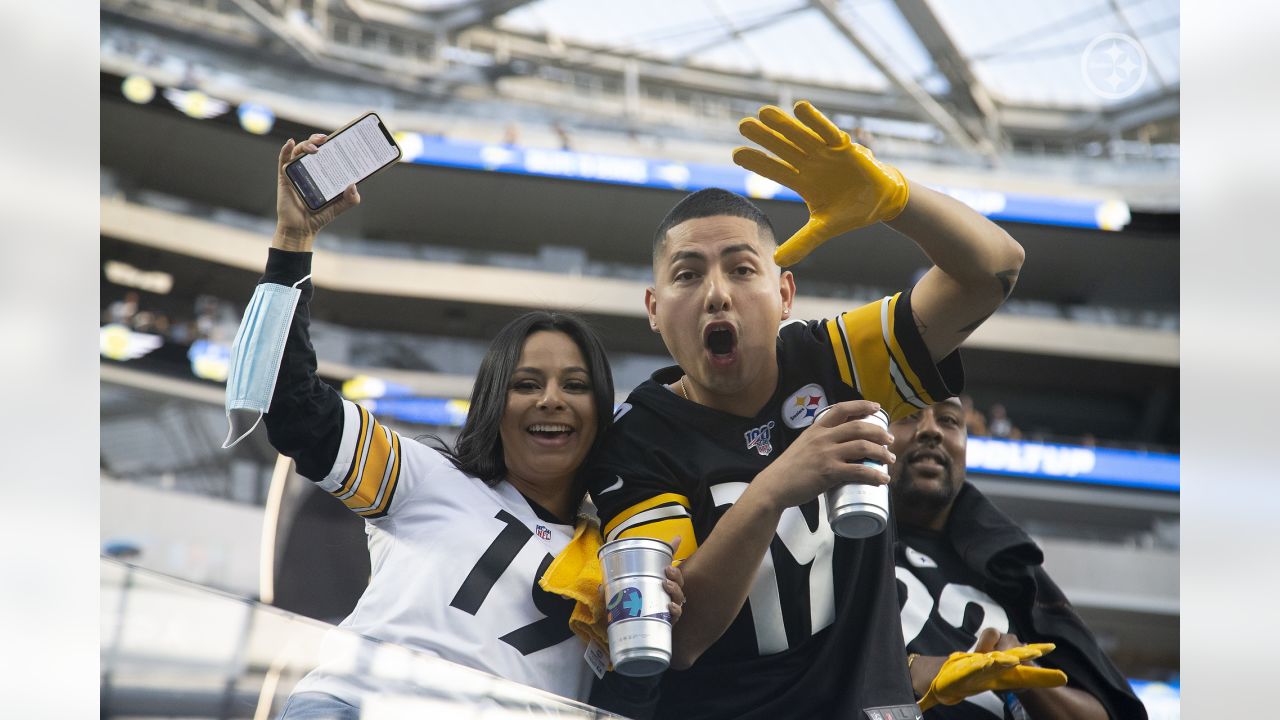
[{"xmin": 101, "ymin": 558, "xmax": 619, "ymax": 719}]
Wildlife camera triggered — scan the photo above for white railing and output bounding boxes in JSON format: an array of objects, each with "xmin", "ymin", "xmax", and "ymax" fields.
[{"xmin": 101, "ymin": 558, "xmax": 619, "ymax": 719}]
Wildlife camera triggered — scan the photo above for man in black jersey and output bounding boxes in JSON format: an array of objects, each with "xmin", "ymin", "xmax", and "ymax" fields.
[
  {"xmin": 891, "ymin": 399, "xmax": 1148, "ymax": 719},
  {"xmin": 586, "ymin": 101, "xmax": 1025, "ymax": 719}
]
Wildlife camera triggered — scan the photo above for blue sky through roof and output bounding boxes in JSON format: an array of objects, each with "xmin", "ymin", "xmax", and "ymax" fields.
[
  {"xmin": 494, "ymin": 0, "xmax": 1176, "ymax": 107},
  {"xmin": 930, "ymin": 0, "xmax": 1178, "ymax": 106}
]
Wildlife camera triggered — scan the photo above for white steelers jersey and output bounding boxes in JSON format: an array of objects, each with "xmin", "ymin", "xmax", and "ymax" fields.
[{"xmin": 291, "ymin": 398, "xmax": 592, "ymax": 705}]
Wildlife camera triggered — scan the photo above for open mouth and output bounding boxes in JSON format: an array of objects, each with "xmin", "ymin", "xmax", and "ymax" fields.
[
  {"xmin": 907, "ymin": 448, "xmax": 949, "ymax": 473},
  {"xmin": 527, "ymin": 423, "xmax": 575, "ymax": 444},
  {"xmin": 703, "ymin": 322, "xmax": 738, "ymax": 361}
]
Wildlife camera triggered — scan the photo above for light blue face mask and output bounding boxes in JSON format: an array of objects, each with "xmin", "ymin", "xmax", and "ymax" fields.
[{"xmin": 222, "ymin": 275, "xmax": 310, "ymax": 448}]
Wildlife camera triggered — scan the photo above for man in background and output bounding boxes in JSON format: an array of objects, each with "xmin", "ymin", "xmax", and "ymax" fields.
[{"xmin": 891, "ymin": 398, "xmax": 1147, "ymax": 719}]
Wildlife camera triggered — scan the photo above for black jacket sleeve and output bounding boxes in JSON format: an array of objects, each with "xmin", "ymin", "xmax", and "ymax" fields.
[
  {"xmin": 259, "ymin": 248, "xmax": 344, "ymax": 482},
  {"xmin": 948, "ymin": 483, "xmax": 1148, "ymax": 720}
]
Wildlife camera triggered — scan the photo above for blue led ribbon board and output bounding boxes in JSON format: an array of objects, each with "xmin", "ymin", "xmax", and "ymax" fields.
[
  {"xmin": 966, "ymin": 437, "xmax": 1179, "ymax": 492},
  {"xmin": 399, "ymin": 134, "xmax": 1129, "ymax": 231}
]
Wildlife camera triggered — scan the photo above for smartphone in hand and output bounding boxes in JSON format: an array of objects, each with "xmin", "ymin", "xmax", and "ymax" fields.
[{"xmin": 285, "ymin": 112, "xmax": 402, "ymax": 211}]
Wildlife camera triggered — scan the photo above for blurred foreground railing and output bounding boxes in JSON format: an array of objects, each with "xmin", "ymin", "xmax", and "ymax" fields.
[{"xmin": 101, "ymin": 558, "xmax": 618, "ymax": 719}]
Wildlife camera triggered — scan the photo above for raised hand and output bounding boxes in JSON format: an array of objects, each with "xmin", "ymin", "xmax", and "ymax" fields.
[
  {"xmin": 732, "ymin": 101, "xmax": 909, "ymax": 267},
  {"xmin": 273, "ymin": 134, "xmax": 361, "ymax": 252}
]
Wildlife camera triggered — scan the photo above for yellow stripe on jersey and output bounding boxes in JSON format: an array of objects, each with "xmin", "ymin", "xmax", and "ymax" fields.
[
  {"xmin": 342, "ymin": 424, "xmax": 391, "ymax": 509},
  {"xmin": 602, "ymin": 492, "xmax": 691, "ymax": 538},
  {"xmin": 616, "ymin": 517, "xmax": 698, "ymax": 562},
  {"xmin": 603, "ymin": 492, "xmax": 698, "ymax": 560},
  {"xmin": 825, "ymin": 317, "xmax": 855, "ymax": 389},
  {"xmin": 827, "ymin": 294, "xmax": 937, "ymax": 423},
  {"xmin": 356, "ymin": 431, "xmax": 402, "ymax": 518},
  {"xmin": 880, "ymin": 295, "xmax": 936, "ymax": 413},
  {"xmin": 335, "ymin": 405, "xmax": 372, "ymax": 499},
  {"xmin": 347, "ymin": 423, "xmax": 393, "ymax": 505},
  {"xmin": 332, "ymin": 405, "xmax": 402, "ymax": 517}
]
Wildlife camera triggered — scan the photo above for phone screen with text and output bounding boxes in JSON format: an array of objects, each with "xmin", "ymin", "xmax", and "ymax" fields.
[{"xmin": 286, "ymin": 114, "xmax": 399, "ymax": 210}]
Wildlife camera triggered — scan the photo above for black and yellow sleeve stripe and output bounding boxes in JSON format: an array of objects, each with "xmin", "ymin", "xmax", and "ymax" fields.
[
  {"xmin": 826, "ymin": 292, "xmax": 952, "ymax": 422},
  {"xmin": 602, "ymin": 493, "xmax": 698, "ymax": 562},
  {"xmin": 327, "ymin": 404, "xmax": 402, "ymax": 519}
]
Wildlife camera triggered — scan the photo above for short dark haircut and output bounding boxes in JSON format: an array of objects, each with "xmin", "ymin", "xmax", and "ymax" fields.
[
  {"xmin": 431, "ymin": 311, "xmax": 614, "ymax": 488},
  {"xmin": 653, "ymin": 188, "xmax": 775, "ymax": 261}
]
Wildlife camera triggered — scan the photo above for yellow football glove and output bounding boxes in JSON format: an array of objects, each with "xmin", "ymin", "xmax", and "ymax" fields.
[
  {"xmin": 918, "ymin": 643, "xmax": 1068, "ymax": 711},
  {"xmin": 732, "ymin": 101, "xmax": 909, "ymax": 267}
]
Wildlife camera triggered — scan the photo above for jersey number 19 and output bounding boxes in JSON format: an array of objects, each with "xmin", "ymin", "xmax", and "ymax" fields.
[{"xmin": 449, "ymin": 510, "xmax": 575, "ymax": 655}]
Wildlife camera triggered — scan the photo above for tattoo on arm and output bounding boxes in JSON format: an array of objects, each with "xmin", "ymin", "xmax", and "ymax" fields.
[
  {"xmin": 957, "ymin": 269, "xmax": 1019, "ymax": 334},
  {"xmin": 958, "ymin": 312, "xmax": 993, "ymax": 334},
  {"xmin": 913, "ymin": 310, "xmax": 928, "ymax": 337},
  {"xmin": 996, "ymin": 269, "xmax": 1019, "ymax": 299}
]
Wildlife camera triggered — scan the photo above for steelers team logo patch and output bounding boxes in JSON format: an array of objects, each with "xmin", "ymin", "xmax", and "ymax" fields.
[{"xmin": 782, "ymin": 383, "xmax": 828, "ymax": 429}]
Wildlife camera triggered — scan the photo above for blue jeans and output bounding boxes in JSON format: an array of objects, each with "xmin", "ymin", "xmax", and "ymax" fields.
[{"xmin": 278, "ymin": 692, "xmax": 361, "ymax": 720}]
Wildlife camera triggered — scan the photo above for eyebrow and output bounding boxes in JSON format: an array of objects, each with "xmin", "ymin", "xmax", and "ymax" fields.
[
  {"xmin": 669, "ymin": 243, "xmax": 760, "ymax": 264},
  {"xmin": 513, "ymin": 366, "xmax": 590, "ymax": 376}
]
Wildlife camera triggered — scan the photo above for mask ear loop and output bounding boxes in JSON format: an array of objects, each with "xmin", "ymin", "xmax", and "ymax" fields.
[
  {"xmin": 222, "ymin": 409, "xmax": 264, "ymax": 449},
  {"xmin": 222, "ymin": 275, "xmax": 313, "ymax": 449}
]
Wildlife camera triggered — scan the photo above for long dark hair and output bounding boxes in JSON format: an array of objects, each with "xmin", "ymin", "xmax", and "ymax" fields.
[{"xmin": 432, "ymin": 311, "xmax": 614, "ymax": 486}]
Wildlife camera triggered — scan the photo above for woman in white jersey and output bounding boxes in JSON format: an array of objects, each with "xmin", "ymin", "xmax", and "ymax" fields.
[{"xmin": 252, "ymin": 135, "xmax": 683, "ymax": 718}]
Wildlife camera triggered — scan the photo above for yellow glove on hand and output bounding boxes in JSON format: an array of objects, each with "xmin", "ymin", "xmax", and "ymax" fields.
[
  {"xmin": 918, "ymin": 643, "xmax": 1068, "ymax": 711},
  {"xmin": 732, "ymin": 101, "xmax": 909, "ymax": 267}
]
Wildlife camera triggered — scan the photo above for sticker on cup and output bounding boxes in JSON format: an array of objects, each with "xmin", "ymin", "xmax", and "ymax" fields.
[{"xmin": 607, "ymin": 584, "xmax": 673, "ymax": 624}]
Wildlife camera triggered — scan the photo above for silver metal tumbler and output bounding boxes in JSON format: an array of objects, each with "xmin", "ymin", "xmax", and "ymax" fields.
[
  {"xmin": 598, "ymin": 537, "xmax": 674, "ymax": 676},
  {"xmin": 819, "ymin": 407, "xmax": 891, "ymax": 539}
]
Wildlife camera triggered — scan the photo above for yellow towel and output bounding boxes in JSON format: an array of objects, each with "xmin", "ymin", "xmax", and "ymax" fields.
[{"xmin": 539, "ymin": 516, "xmax": 609, "ymax": 651}]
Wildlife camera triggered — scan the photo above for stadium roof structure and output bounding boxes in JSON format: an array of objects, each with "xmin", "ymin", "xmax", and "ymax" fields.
[
  {"xmin": 392, "ymin": 0, "xmax": 1176, "ymax": 149},
  {"xmin": 487, "ymin": 0, "xmax": 1180, "ymax": 154},
  {"xmin": 104, "ymin": 0, "xmax": 1178, "ymax": 160}
]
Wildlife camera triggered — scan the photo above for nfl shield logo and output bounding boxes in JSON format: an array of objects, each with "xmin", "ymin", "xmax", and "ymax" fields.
[{"xmin": 744, "ymin": 421, "xmax": 777, "ymax": 456}]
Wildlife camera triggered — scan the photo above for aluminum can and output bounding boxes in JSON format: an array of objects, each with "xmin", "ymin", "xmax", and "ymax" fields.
[
  {"xmin": 818, "ymin": 407, "xmax": 891, "ymax": 539},
  {"xmin": 598, "ymin": 537, "xmax": 673, "ymax": 676}
]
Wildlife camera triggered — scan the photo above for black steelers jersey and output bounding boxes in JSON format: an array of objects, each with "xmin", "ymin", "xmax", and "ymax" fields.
[
  {"xmin": 896, "ymin": 529, "xmax": 1024, "ymax": 719},
  {"xmin": 894, "ymin": 484, "xmax": 1148, "ymax": 720},
  {"xmin": 588, "ymin": 291, "xmax": 963, "ymax": 720}
]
